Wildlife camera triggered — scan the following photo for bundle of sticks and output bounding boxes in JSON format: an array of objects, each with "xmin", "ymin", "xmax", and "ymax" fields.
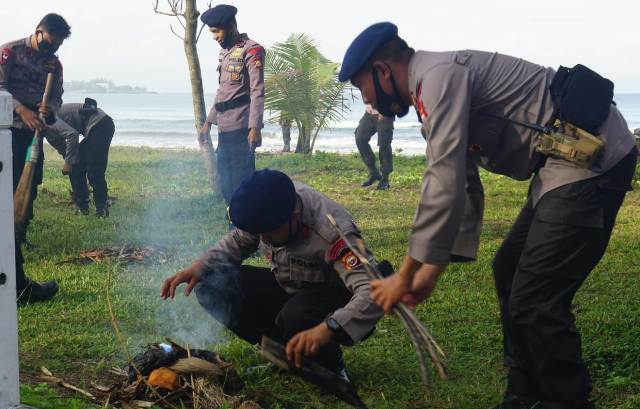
[{"xmin": 326, "ymin": 214, "xmax": 448, "ymax": 392}]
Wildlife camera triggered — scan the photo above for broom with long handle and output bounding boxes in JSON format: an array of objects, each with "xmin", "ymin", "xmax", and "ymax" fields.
[{"xmin": 14, "ymin": 72, "xmax": 55, "ymax": 227}]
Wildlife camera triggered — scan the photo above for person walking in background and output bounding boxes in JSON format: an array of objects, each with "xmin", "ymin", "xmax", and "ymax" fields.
[
  {"xmin": 355, "ymin": 104, "xmax": 394, "ymax": 190},
  {"xmin": 280, "ymin": 116, "xmax": 292, "ymax": 152},
  {"xmin": 46, "ymin": 98, "xmax": 114, "ymax": 217},
  {"xmin": 197, "ymin": 4, "xmax": 265, "ymax": 205}
]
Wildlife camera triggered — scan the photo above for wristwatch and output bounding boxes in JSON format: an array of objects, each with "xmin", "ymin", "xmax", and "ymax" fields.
[{"xmin": 325, "ymin": 317, "xmax": 353, "ymax": 346}]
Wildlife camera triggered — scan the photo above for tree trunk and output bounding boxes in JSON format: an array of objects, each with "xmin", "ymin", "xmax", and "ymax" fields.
[
  {"xmin": 184, "ymin": 0, "xmax": 217, "ymax": 192},
  {"xmin": 295, "ymin": 124, "xmax": 312, "ymax": 154}
]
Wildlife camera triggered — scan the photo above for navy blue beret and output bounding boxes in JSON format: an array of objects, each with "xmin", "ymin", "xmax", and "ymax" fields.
[
  {"xmin": 229, "ymin": 169, "xmax": 297, "ymax": 234},
  {"xmin": 200, "ymin": 4, "xmax": 238, "ymax": 27},
  {"xmin": 339, "ymin": 22, "xmax": 399, "ymax": 82}
]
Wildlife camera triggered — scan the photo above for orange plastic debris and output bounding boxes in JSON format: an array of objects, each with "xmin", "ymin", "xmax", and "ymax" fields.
[{"xmin": 148, "ymin": 367, "xmax": 180, "ymax": 391}]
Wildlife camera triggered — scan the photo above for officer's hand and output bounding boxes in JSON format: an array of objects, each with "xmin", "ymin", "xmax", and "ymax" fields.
[
  {"xmin": 17, "ymin": 106, "xmax": 44, "ymax": 131},
  {"xmin": 248, "ymin": 128, "xmax": 262, "ymax": 150},
  {"xmin": 160, "ymin": 261, "xmax": 205, "ymax": 300},
  {"xmin": 400, "ymin": 267, "xmax": 441, "ymax": 309},
  {"xmin": 37, "ymin": 103, "xmax": 53, "ymax": 119},
  {"xmin": 370, "ymin": 273, "xmax": 411, "ymax": 313},
  {"xmin": 61, "ymin": 162, "xmax": 72, "ymax": 175},
  {"xmin": 198, "ymin": 124, "xmax": 211, "ymax": 145},
  {"xmin": 286, "ymin": 322, "xmax": 334, "ymax": 368}
]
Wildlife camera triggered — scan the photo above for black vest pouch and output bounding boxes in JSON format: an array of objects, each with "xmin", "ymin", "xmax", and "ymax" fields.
[{"xmin": 549, "ymin": 64, "xmax": 614, "ymax": 134}]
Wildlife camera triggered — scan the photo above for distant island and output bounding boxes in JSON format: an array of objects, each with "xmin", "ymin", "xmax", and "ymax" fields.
[{"xmin": 64, "ymin": 78, "xmax": 156, "ymax": 94}]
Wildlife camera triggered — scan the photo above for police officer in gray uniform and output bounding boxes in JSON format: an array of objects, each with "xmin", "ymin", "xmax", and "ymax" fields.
[
  {"xmin": 355, "ymin": 104, "xmax": 394, "ymax": 189},
  {"xmin": 46, "ymin": 99, "xmax": 114, "ymax": 216},
  {"xmin": 340, "ymin": 23, "xmax": 637, "ymax": 409},
  {"xmin": 161, "ymin": 170, "xmax": 383, "ymax": 379},
  {"xmin": 199, "ymin": 4, "xmax": 265, "ymax": 205},
  {"xmin": 0, "ymin": 13, "xmax": 70, "ymax": 304}
]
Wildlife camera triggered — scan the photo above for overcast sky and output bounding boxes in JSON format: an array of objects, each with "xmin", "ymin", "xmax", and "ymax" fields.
[{"xmin": 3, "ymin": 0, "xmax": 639, "ymax": 93}]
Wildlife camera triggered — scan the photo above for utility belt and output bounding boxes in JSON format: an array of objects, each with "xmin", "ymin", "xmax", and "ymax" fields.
[
  {"xmin": 486, "ymin": 64, "xmax": 614, "ymax": 169},
  {"xmin": 215, "ymin": 94, "xmax": 250, "ymax": 113}
]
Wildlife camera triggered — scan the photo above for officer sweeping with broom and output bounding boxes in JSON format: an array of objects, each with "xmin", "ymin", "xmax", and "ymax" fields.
[{"xmin": 0, "ymin": 13, "xmax": 71, "ymax": 304}]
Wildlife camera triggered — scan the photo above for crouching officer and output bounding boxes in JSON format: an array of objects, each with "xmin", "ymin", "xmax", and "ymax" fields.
[
  {"xmin": 340, "ymin": 23, "xmax": 638, "ymax": 409},
  {"xmin": 355, "ymin": 104, "xmax": 394, "ymax": 189},
  {"xmin": 45, "ymin": 99, "xmax": 114, "ymax": 216},
  {"xmin": 199, "ymin": 4, "xmax": 265, "ymax": 205},
  {"xmin": 161, "ymin": 169, "xmax": 383, "ymax": 378},
  {"xmin": 0, "ymin": 13, "xmax": 71, "ymax": 304}
]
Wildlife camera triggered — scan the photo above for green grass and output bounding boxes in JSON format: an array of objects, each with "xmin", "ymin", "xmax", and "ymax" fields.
[{"xmin": 17, "ymin": 146, "xmax": 640, "ymax": 408}]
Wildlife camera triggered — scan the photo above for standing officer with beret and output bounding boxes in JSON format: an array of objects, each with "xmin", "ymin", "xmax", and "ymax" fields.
[
  {"xmin": 161, "ymin": 169, "xmax": 383, "ymax": 380},
  {"xmin": 199, "ymin": 4, "xmax": 265, "ymax": 205},
  {"xmin": 0, "ymin": 13, "xmax": 71, "ymax": 304},
  {"xmin": 355, "ymin": 103, "xmax": 395, "ymax": 189},
  {"xmin": 339, "ymin": 22, "xmax": 637, "ymax": 409}
]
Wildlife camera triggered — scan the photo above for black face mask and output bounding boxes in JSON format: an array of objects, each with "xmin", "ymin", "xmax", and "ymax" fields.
[
  {"xmin": 36, "ymin": 32, "xmax": 58, "ymax": 56},
  {"xmin": 371, "ymin": 67, "xmax": 410, "ymax": 119},
  {"xmin": 268, "ymin": 217, "xmax": 300, "ymax": 247}
]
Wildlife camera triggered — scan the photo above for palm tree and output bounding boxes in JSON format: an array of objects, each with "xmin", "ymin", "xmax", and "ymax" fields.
[{"xmin": 265, "ymin": 34, "xmax": 351, "ymax": 154}]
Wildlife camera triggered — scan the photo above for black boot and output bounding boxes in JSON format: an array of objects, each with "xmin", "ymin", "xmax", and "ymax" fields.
[
  {"xmin": 74, "ymin": 193, "xmax": 90, "ymax": 215},
  {"xmin": 95, "ymin": 202, "xmax": 109, "ymax": 218},
  {"xmin": 376, "ymin": 176, "xmax": 390, "ymax": 190},
  {"xmin": 491, "ymin": 394, "xmax": 542, "ymax": 409},
  {"xmin": 17, "ymin": 280, "xmax": 59, "ymax": 305},
  {"xmin": 361, "ymin": 173, "xmax": 381, "ymax": 187}
]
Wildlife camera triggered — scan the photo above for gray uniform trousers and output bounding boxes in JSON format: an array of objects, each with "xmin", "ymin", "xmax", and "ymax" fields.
[
  {"xmin": 492, "ymin": 151, "xmax": 637, "ymax": 409},
  {"xmin": 354, "ymin": 112, "xmax": 393, "ymax": 178}
]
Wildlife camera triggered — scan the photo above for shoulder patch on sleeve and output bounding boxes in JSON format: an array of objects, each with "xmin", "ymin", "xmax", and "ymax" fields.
[
  {"xmin": 340, "ymin": 250, "xmax": 362, "ymax": 270},
  {"xmin": 415, "ymin": 81, "xmax": 428, "ymax": 121},
  {"xmin": 1, "ymin": 48, "xmax": 12, "ymax": 65},
  {"xmin": 328, "ymin": 239, "xmax": 347, "ymax": 261},
  {"xmin": 246, "ymin": 46, "xmax": 263, "ymax": 69}
]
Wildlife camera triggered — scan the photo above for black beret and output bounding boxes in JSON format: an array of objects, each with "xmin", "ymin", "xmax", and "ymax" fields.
[
  {"xmin": 200, "ymin": 4, "xmax": 238, "ymax": 27},
  {"xmin": 229, "ymin": 169, "xmax": 297, "ymax": 234},
  {"xmin": 339, "ymin": 22, "xmax": 399, "ymax": 82}
]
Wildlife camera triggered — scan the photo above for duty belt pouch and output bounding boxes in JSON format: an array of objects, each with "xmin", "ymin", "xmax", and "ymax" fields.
[{"xmin": 549, "ymin": 64, "xmax": 614, "ymax": 134}]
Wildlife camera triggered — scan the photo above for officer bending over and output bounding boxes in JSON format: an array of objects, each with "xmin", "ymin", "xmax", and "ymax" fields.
[
  {"xmin": 45, "ymin": 98, "xmax": 114, "ymax": 216},
  {"xmin": 340, "ymin": 22, "xmax": 637, "ymax": 409},
  {"xmin": 161, "ymin": 170, "xmax": 383, "ymax": 379}
]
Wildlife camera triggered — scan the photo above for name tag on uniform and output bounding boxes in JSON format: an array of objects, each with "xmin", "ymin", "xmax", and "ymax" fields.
[{"xmin": 288, "ymin": 255, "xmax": 323, "ymax": 283}]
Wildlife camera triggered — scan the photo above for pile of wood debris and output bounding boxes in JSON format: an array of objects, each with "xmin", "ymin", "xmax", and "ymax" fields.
[
  {"xmin": 58, "ymin": 245, "xmax": 165, "ymax": 265},
  {"xmin": 41, "ymin": 340, "xmax": 261, "ymax": 408}
]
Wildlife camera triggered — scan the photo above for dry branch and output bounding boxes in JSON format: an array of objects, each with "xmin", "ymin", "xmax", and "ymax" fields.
[{"xmin": 326, "ymin": 214, "xmax": 448, "ymax": 393}]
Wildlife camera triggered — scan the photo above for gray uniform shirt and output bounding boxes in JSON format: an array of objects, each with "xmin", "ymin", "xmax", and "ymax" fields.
[
  {"xmin": 408, "ymin": 50, "xmax": 636, "ymax": 265},
  {"xmin": 197, "ymin": 182, "xmax": 383, "ymax": 342},
  {"xmin": 0, "ymin": 37, "xmax": 64, "ymax": 128},
  {"xmin": 44, "ymin": 103, "xmax": 108, "ymax": 164},
  {"xmin": 206, "ymin": 34, "xmax": 265, "ymax": 133}
]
